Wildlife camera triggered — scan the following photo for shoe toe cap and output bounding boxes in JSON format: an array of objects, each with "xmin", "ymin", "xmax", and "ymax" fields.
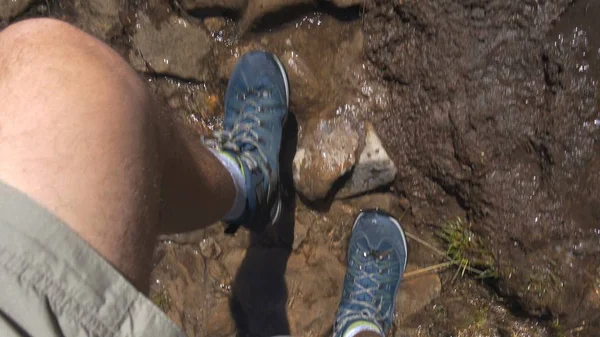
[{"xmin": 352, "ymin": 210, "xmax": 408, "ymax": 262}]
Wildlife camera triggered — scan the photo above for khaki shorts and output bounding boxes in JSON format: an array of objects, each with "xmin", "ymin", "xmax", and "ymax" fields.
[{"xmin": 0, "ymin": 181, "xmax": 184, "ymax": 337}]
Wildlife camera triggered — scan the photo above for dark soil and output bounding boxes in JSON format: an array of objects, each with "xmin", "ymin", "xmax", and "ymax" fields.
[{"xmin": 364, "ymin": 0, "xmax": 600, "ymax": 334}]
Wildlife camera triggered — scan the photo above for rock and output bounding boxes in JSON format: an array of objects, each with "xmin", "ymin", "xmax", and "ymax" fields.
[
  {"xmin": 205, "ymin": 298, "xmax": 235, "ymax": 337},
  {"xmin": 0, "ymin": 0, "xmax": 33, "ymax": 21},
  {"xmin": 180, "ymin": 0, "xmax": 361, "ymax": 35},
  {"xmin": 221, "ymin": 248, "xmax": 246, "ymax": 278},
  {"xmin": 203, "ymin": 17, "xmax": 226, "ymax": 34},
  {"xmin": 336, "ymin": 122, "xmax": 397, "ymax": 198},
  {"xmin": 396, "ymin": 273, "xmax": 441, "ymax": 321},
  {"xmin": 293, "ymin": 116, "xmax": 364, "ymax": 201},
  {"xmin": 345, "ymin": 193, "xmax": 399, "ymax": 213},
  {"xmin": 237, "ymin": 0, "xmax": 309, "ymax": 34},
  {"xmin": 292, "ymin": 212, "xmax": 312, "ymax": 250},
  {"xmin": 207, "ymin": 260, "xmax": 230, "ymax": 286},
  {"xmin": 395, "ymin": 329, "xmax": 423, "ymax": 337},
  {"xmin": 286, "ymin": 247, "xmax": 346, "ymax": 335},
  {"xmin": 72, "ymin": 0, "xmax": 121, "ymax": 41},
  {"xmin": 216, "ymin": 42, "xmax": 263, "ymax": 81},
  {"xmin": 398, "ymin": 197, "xmax": 410, "ymax": 211},
  {"xmin": 329, "ymin": 0, "xmax": 364, "ymax": 8},
  {"xmin": 199, "ymin": 237, "xmax": 222, "ymax": 259},
  {"xmin": 129, "ymin": 13, "xmax": 213, "ymax": 81},
  {"xmin": 280, "ymin": 51, "xmax": 333, "ymax": 119},
  {"xmin": 150, "ymin": 245, "xmax": 207, "ymax": 336},
  {"xmin": 180, "ymin": 0, "xmax": 245, "ymax": 11}
]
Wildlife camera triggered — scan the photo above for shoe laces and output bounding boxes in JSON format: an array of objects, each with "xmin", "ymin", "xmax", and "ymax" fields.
[
  {"xmin": 336, "ymin": 244, "xmax": 398, "ymax": 333},
  {"xmin": 204, "ymin": 87, "xmax": 275, "ymax": 180}
]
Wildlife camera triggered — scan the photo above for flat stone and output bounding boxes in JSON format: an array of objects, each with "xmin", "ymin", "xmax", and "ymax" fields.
[
  {"xmin": 329, "ymin": 0, "xmax": 363, "ymax": 7},
  {"xmin": 150, "ymin": 245, "xmax": 206, "ymax": 336},
  {"xmin": 129, "ymin": 13, "xmax": 213, "ymax": 82},
  {"xmin": 280, "ymin": 51, "xmax": 332, "ymax": 119},
  {"xmin": 286, "ymin": 247, "xmax": 346, "ymax": 335},
  {"xmin": 199, "ymin": 237, "xmax": 222, "ymax": 259},
  {"xmin": 396, "ymin": 272, "xmax": 441, "ymax": 321},
  {"xmin": 205, "ymin": 298, "xmax": 235, "ymax": 337},
  {"xmin": 293, "ymin": 116, "xmax": 364, "ymax": 201},
  {"xmin": 72, "ymin": 0, "xmax": 121, "ymax": 41},
  {"xmin": 398, "ymin": 197, "xmax": 410, "ymax": 211},
  {"xmin": 221, "ymin": 248, "xmax": 246, "ymax": 278},
  {"xmin": 345, "ymin": 193, "xmax": 399, "ymax": 212},
  {"xmin": 0, "ymin": 0, "xmax": 33, "ymax": 21},
  {"xmin": 204, "ymin": 17, "xmax": 226, "ymax": 34},
  {"xmin": 336, "ymin": 122, "xmax": 397, "ymax": 198},
  {"xmin": 292, "ymin": 212, "xmax": 312, "ymax": 251},
  {"xmin": 180, "ymin": 0, "xmax": 245, "ymax": 11},
  {"xmin": 180, "ymin": 0, "xmax": 357, "ymax": 35},
  {"xmin": 237, "ymin": 0, "xmax": 310, "ymax": 34}
]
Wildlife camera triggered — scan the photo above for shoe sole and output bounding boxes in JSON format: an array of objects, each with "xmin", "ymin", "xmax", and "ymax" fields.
[
  {"xmin": 352, "ymin": 209, "xmax": 408, "ymax": 271},
  {"xmin": 272, "ymin": 54, "xmax": 290, "ymax": 108},
  {"xmin": 267, "ymin": 53, "xmax": 289, "ymax": 227}
]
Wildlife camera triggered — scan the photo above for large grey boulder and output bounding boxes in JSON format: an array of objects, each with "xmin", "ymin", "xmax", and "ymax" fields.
[{"xmin": 336, "ymin": 122, "xmax": 397, "ymax": 198}]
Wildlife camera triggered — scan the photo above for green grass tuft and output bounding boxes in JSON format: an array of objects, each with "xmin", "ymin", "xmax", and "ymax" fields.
[
  {"xmin": 150, "ymin": 288, "xmax": 171, "ymax": 312},
  {"xmin": 437, "ymin": 217, "xmax": 497, "ymax": 279}
]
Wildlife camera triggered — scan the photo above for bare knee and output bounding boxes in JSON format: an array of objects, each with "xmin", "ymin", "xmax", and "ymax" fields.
[
  {"xmin": 0, "ymin": 18, "xmax": 156, "ymax": 140},
  {"xmin": 1, "ymin": 17, "xmax": 80, "ymax": 43},
  {"xmin": 0, "ymin": 18, "xmax": 148, "ymax": 107},
  {"xmin": 1, "ymin": 18, "xmax": 122, "ymax": 67}
]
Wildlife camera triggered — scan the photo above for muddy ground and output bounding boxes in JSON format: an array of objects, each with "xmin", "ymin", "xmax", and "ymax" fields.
[{"xmin": 1, "ymin": 0, "xmax": 599, "ymax": 336}]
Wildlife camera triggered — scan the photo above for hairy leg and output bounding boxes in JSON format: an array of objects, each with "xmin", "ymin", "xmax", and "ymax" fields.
[{"xmin": 0, "ymin": 18, "xmax": 234, "ymax": 291}]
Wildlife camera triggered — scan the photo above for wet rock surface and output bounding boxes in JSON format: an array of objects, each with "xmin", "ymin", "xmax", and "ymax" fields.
[
  {"xmin": 0, "ymin": 0, "xmax": 33, "ymax": 21},
  {"xmin": 180, "ymin": 0, "xmax": 362, "ymax": 35},
  {"xmin": 365, "ymin": 0, "xmax": 600, "ymax": 333},
  {"xmin": 2, "ymin": 0, "xmax": 600, "ymax": 336},
  {"xmin": 130, "ymin": 13, "xmax": 213, "ymax": 82},
  {"xmin": 70, "ymin": 0, "xmax": 122, "ymax": 41}
]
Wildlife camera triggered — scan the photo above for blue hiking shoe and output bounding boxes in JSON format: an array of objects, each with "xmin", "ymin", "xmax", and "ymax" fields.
[
  {"xmin": 333, "ymin": 210, "xmax": 408, "ymax": 337},
  {"xmin": 205, "ymin": 51, "xmax": 289, "ymax": 234}
]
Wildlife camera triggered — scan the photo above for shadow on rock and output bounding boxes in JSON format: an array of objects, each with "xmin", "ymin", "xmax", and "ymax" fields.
[
  {"xmin": 230, "ymin": 114, "xmax": 298, "ymax": 337},
  {"xmin": 249, "ymin": 3, "xmax": 360, "ymax": 34}
]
